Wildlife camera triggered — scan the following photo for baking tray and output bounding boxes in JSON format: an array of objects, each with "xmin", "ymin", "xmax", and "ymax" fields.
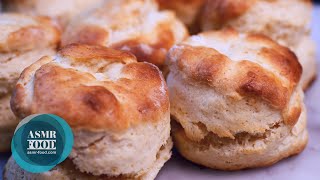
[{"xmin": 0, "ymin": 5, "xmax": 319, "ymax": 180}]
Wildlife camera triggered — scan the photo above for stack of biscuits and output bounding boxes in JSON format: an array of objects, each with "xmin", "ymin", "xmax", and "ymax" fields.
[{"xmin": 0, "ymin": 0, "xmax": 316, "ymax": 179}]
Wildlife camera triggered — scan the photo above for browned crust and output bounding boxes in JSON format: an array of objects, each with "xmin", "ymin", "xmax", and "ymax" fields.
[
  {"xmin": 171, "ymin": 45, "xmax": 229, "ymax": 83},
  {"xmin": 111, "ymin": 22, "xmax": 178, "ymax": 68},
  {"xmin": 167, "ymin": 29, "xmax": 302, "ymax": 112},
  {"xmin": 0, "ymin": 15, "xmax": 60, "ymax": 53},
  {"xmin": 59, "ymin": 43, "xmax": 136, "ymax": 63},
  {"xmin": 246, "ymin": 34, "xmax": 302, "ymax": 84},
  {"xmin": 11, "ymin": 44, "xmax": 169, "ymax": 132},
  {"xmin": 235, "ymin": 60, "xmax": 289, "ymax": 109},
  {"xmin": 282, "ymin": 106, "xmax": 302, "ymax": 126}
]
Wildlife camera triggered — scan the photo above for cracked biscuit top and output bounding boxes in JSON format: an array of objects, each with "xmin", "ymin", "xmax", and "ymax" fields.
[
  {"xmin": 11, "ymin": 44, "xmax": 169, "ymax": 132},
  {"xmin": 167, "ymin": 29, "xmax": 302, "ymax": 128},
  {"xmin": 61, "ymin": 0, "xmax": 188, "ymax": 68}
]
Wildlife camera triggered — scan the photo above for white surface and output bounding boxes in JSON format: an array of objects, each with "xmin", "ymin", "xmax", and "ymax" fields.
[{"xmin": 156, "ymin": 6, "xmax": 320, "ymax": 180}]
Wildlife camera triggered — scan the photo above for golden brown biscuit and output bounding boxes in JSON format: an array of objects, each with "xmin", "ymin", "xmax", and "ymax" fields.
[
  {"xmin": 167, "ymin": 29, "xmax": 308, "ymax": 170},
  {"xmin": 0, "ymin": 13, "xmax": 59, "ymax": 152},
  {"xmin": 9, "ymin": 44, "xmax": 171, "ymax": 179},
  {"xmin": 200, "ymin": 0, "xmax": 316, "ymax": 89},
  {"xmin": 61, "ymin": 0, "xmax": 188, "ymax": 68}
]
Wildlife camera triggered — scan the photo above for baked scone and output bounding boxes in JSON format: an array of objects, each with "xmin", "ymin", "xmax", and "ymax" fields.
[
  {"xmin": 0, "ymin": 13, "xmax": 60, "ymax": 152},
  {"xmin": 8, "ymin": 44, "xmax": 172, "ymax": 179},
  {"xmin": 167, "ymin": 29, "xmax": 308, "ymax": 170},
  {"xmin": 200, "ymin": 0, "xmax": 316, "ymax": 89},
  {"xmin": 3, "ymin": 0, "xmax": 104, "ymax": 28},
  {"xmin": 61, "ymin": 0, "xmax": 188, "ymax": 68},
  {"xmin": 156, "ymin": 0, "xmax": 205, "ymax": 33}
]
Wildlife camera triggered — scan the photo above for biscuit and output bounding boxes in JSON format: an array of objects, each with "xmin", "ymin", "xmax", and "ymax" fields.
[
  {"xmin": 0, "ymin": 13, "xmax": 59, "ymax": 152},
  {"xmin": 200, "ymin": 0, "xmax": 316, "ymax": 89},
  {"xmin": 166, "ymin": 29, "xmax": 308, "ymax": 170},
  {"xmin": 8, "ymin": 44, "xmax": 171, "ymax": 179},
  {"xmin": 61, "ymin": 0, "xmax": 188, "ymax": 68},
  {"xmin": 3, "ymin": 0, "xmax": 104, "ymax": 27}
]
